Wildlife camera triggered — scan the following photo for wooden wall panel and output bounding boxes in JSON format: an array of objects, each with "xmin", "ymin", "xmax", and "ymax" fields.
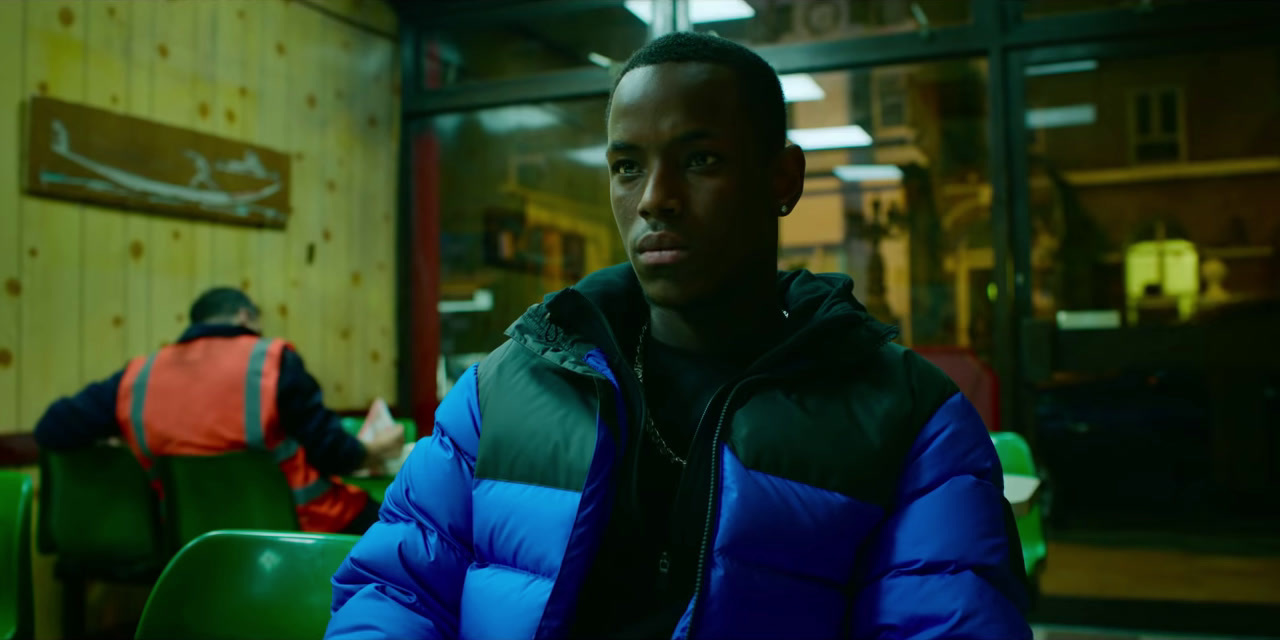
[
  {"xmin": 0, "ymin": 1, "xmax": 24, "ymax": 432},
  {"xmin": 147, "ymin": 3, "xmax": 199, "ymax": 349},
  {"xmin": 254, "ymin": 0, "xmax": 291, "ymax": 342},
  {"xmin": 6, "ymin": 0, "xmax": 400, "ymax": 435},
  {"xmin": 122, "ymin": 1, "xmax": 157, "ymax": 359},
  {"xmin": 204, "ymin": 1, "xmax": 252, "ymax": 307},
  {"xmin": 348, "ymin": 27, "xmax": 374, "ymax": 407},
  {"xmin": 80, "ymin": 2, "xmax": 131, "ymax": 379},
  {"xmin": 362, "ymin": 27, "xmax": 400, "ymax": 406},
  {"xmin": 323, "ymin": 11, "xmax": 355, "ymax": 410},
  {"xmin": 19, "ymin": 1, "xmax": 87, "ymax": 429},
  {"xmin": 281, "ymin": 1, "xmax": 330, "ymax": 401}
]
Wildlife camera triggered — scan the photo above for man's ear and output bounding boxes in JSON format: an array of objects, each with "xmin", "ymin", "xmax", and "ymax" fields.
[{"xmin": 773, "ymin": 144, "xmax": 806, "ymax": 217}]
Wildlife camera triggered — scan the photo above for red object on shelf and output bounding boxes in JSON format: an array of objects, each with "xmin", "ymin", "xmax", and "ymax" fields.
[{"xmin": 913, "ymin": 346, "xmax": 1001, "ymax": 432}]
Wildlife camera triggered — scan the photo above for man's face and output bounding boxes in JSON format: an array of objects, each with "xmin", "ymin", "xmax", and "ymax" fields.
[{"xmin": 606, "ymin": 62, "xmax": 785, "ymax": 308}]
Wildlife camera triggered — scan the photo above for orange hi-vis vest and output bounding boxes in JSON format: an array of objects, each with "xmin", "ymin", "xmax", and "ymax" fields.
[{"xmin": 115, "ymin": 335, "xmax": 368, "ymax": 533}]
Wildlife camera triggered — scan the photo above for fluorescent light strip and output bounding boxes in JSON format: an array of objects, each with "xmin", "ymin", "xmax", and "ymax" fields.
[
  {"xmin": 779, "ymin": 73, "xmax": 825, "ymax": 103},
  {"xmin": 624, "ymin": 0, "xmax": 756, "ymax": 25},
  {"xmin": 565, "ymin": 144, "xmax": 607, "ymax": 166},
  {"xmin": 787, "ymin": 125, "xmax": 873, "ymax": 150},
  {"xmin": 833, "ymin": 165, "xmax": 904, "ymax": 182},
  {"xmin": 476, "ymin": 105, "xmax": 561, "ymax": 133},
  {"xmin": 1026, "ymin": 104, "xmax": 1097, "ymax": 129},
  {"xmin": 1025, "ymin": 59, "xmax": 1099, "ymax": 77},
  {"xmin": 587, "ymin": 52, "xmax": 613, "ymax": 69}
]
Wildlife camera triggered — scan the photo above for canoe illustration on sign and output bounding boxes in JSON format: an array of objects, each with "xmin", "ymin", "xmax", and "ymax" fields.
[{"xmin": 39, "ymin": 119, "xmax": 285, "ymax": 221}]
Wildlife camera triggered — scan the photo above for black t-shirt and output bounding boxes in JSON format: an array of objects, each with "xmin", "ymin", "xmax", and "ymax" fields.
[{"xmin": 573, "ymin": 336, "xmax": 749, "ymax": 639}]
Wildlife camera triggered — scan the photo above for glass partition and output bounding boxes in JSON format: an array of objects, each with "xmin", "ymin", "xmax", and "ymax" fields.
[
  {"xmin": 1023, "ymin": 43, "xmax": 1280, "ymax": 528},
  {"xmin": 428, "ymin": 98, "xmax": 622, "ymax": 396},
  {"xmin": 421, "ymin": 2, "xmax": 650, "ymax": 88},
  {"xmin": 780, "ymin": 59, "xmax": 992, "ymax": 355},
  {"xmin": 691, "ymin": 0, "xmax": 970, "ymax": 46}
]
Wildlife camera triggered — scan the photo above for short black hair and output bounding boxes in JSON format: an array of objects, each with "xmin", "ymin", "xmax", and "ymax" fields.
[
  {"xmin": 190, "ymin": 287, "xmax": 258, "ymax": 324},
  {"xmin": 610, "ymin": 31, "xmax": 786, "ymax": 155}
]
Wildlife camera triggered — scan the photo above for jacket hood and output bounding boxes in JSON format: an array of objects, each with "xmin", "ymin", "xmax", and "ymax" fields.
[{"xmin": 516, "ymin": 263, "xmax": 896, "ymax": 369}]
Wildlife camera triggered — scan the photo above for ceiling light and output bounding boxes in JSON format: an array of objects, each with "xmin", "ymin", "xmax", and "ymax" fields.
[
  {"xmin": 476, "ymin": 106, "xmax": 561, "ymax": 134},
  {"xmin": 624, "ymin": 0, "xmax": 756, "ymax": 25},
  {"xmin": 1026, "ymin": 104, "xmax": 1096, "ymax": 129},
  {"xmin": 779, "ymin": 73, "xmax": 825, "ymax": 103},
  {"xmin": 787, "ymin": 125, "xmax": 873, "ymax": 150},
  {"xmin": 1025, "ymin": 59, "xmax": 1098, "ymax": 77},
  {"xmin": 833, "ymin": 165, "xmax": 904, "ymax": 182},
  {"xmin": 587, "ymin": 52, "xmax": 613, "ymax": 69},
  {"xmin": 565, "ymin": 144, "xmax": 607, "ymax": 166}
]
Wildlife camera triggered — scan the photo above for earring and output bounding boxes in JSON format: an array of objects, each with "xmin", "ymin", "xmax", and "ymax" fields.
[{"xmin": 780, "ymin": 204, "xmax": 789, "ymax": 214}]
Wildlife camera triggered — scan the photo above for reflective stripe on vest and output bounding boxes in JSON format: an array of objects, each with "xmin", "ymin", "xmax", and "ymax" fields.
[
  {"xmin": 129, "ymin": 337, "xmax": 326, "ymax": 508},
  {"xmin": 293, "ymin": 477, "xmax": 333, "ymax": 504},
  {"xmin": 243, "ymin": 339, "xmax": 270, "ymax": 450},
  {"xmin": 129, "ymin": 353, "xmax": 159, "ymax": 461},
  {"xmin": 273, "ymin": 438, "xmax": 299, "ymax": 463}
]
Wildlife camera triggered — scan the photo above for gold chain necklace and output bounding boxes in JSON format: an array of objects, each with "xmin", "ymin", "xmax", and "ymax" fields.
[
  {"xmin": 633, "ymin": 322, "xmax": 688, "ymax": 467},
  {"xmin": 631, "ymin": 309, "xmax": 788, "ymax": 469}
]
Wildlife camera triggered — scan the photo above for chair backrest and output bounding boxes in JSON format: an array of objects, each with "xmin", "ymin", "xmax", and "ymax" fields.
[
  {"xmin": 991, "ymin": 431, "xmax": 1037, "ymax": 477},
  {"xmin": 989, "ymin": 432, "xmax": 1047, "ymax": 577},
  {"xmin": 915, "ymin": 346, "xmax": 1001, "ymax": 431},
  {"xmin": 38, "ymin": 446, "xmax": 164, "ymax": 574},
  {"xmin": 135, "ymin": 530, "xmax": 358, "ymax": 640},
  {"xmin": 154, "ymin": 451, "xmax": 299, "ymax": 554},
  {"xmin": 0, "ymin": 472, "xmax": 33, "ymax": 640}
]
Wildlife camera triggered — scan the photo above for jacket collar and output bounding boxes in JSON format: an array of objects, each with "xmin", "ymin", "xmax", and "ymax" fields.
[
  {"xmin": 506, "ymin": 263, "xmax": 897, "ymax": 375},
  {"xmin": 177, "ymin": 324, "xmax": 261, "ymax": 344}
]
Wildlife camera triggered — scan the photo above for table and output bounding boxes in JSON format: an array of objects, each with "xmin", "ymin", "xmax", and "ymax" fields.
[
  {"xmin": 1003, "ymin": 473, "xmax": 1042, "ymax": 518},
  {"xmin": 341, "ymin": 443, "xmax": 415, "ymax": 503}
]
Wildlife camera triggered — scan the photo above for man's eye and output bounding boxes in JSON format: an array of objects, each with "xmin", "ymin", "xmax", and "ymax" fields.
[
  {"xmin": 612, "ymin": 160, "xmax": 641, "ymax": 175},
  {"xmin": 688, "ymin": 152, "xmax": 720, "ymax": 168}
]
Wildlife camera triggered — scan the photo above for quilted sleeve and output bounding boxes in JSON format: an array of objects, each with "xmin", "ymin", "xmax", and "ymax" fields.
[
  {"xmin": 325, "ymin": 365, "xmax": 482, "ymax": 640},
  {"xmin": 851, "ymin": 392, "xmax": 1032, "ymax": 640}
]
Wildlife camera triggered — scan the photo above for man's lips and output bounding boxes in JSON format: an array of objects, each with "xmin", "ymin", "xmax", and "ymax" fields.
[
  {"xmin": 636, "ymin": 231, "xmax": 691, "ymax": 266},
  {"xmin": 637, "ymin": 231, "xmax": 688, "ymax": 253}
]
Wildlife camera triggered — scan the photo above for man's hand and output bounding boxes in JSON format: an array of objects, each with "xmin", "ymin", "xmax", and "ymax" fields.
[{"xmin": 362, "ymin": 423, "xmax": 405, "ymax": 473}]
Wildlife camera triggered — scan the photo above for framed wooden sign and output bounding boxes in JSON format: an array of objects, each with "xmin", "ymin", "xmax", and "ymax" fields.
[{"xmin": 23, "ymin": 96, "xmax": 291, "ymax": 228}]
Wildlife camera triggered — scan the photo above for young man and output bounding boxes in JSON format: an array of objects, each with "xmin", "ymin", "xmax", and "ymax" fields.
[
  {"xmin": 33, "ymin": 287, "xmax": 404, "ymax": 534},
  {"xmin": 327, "ymin": 33, "xmax": 1031, "ymax": 639}
]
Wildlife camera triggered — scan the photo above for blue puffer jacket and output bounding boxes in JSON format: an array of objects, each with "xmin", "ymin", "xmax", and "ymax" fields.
[{"xmin": 327, "ymin": 266, "xmax": 1031, "ymax": 640}]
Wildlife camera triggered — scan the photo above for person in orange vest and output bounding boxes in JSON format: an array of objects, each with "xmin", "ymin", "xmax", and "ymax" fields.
[{"xmin": 32, "ymin": 287, "xmax": 405, "ymax": 534}]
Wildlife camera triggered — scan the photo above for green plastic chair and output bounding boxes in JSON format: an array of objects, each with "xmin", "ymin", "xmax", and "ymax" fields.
[
  {"xmin": 339, "ymin": 476, "xmax": 394, "ymax": 503},
  {"xmin": 339, "ymin": 417, "xmax": 418, "ymax": 443},
  {"xmin": 38, "ymin": 446, "xmax": 165, "ymax": 571},
  {"xmin": 154, "ymin": 451, "xmax": 299, "ymax": 554},
  {"xmin": 39, "ymin": 446, "xmax": 166, "ymax": 638},
  {"xmin": 135, "ymin": 530, "xmax": 358, "ymax": 640},
  {"xmin": 990, "ymin": 432, "xmax": 1047, "ymax": 582},
  {"xmin": 0, "ymin": 472, "xmax": 33, "ymax": 640}
]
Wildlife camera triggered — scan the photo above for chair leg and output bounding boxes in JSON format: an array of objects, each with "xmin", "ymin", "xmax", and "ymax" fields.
[{"xmin": 61, "ymin": 574, "xmax": 87, "ymax": 640}]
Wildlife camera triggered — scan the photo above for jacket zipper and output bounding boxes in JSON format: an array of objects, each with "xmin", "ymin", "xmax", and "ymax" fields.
[
  {"xmin": 683, "ymin": 326, "xmax": 897, "ymax": 637},
  {"xmin": 684, "ymin": 378, "xmax": 752, "ymax": 636}
]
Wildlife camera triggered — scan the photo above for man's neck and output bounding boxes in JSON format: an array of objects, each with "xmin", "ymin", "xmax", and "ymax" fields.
[{"xmin": 648, "ymin": 281, "xmax": 783, "ymax": 360}]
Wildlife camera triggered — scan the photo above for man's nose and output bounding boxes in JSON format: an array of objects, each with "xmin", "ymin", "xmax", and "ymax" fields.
[{"xmin": 638, "ymin": 163, "xmax": 683, "ymax": 221}]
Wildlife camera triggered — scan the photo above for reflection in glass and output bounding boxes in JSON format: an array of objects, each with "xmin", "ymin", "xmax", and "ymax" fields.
[
  {"xmin": 1025, "ymin": 47, "xmax": 1280, "ymax": 321},
  {"xmin": 1024, "ymin": 46, "xmax": 1280, "ymax": 529},
  {"xmin": 429, "ymin": 99, "xmax": 623, "ymax": 396},
  {"xmin": 695, "ymin": 0, "xmax": 969, "ymax": 46},
  {"xmin": 421, "ymin": 4, "xmax": 651, "ymax": 88},
  {"xmin": 779, "ymin": 61, "xmax": 991, "ymax": 355}
]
